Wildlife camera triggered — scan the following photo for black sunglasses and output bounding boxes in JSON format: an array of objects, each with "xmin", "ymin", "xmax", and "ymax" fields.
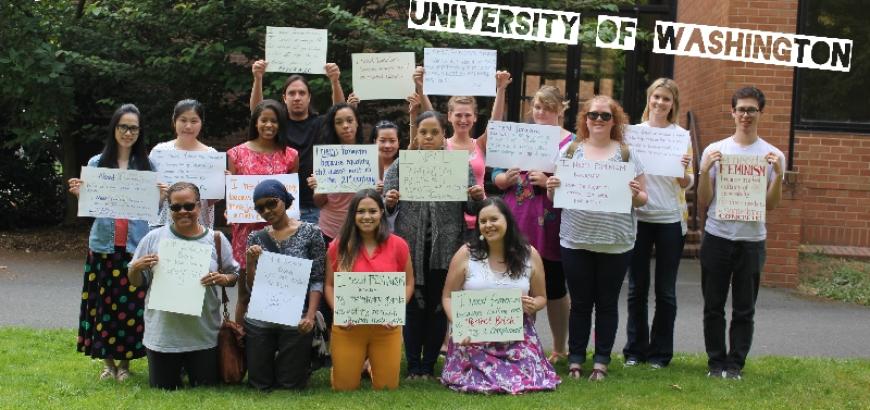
[
  {"xmin": 254, "ymin": 198, "xmax": 280, "ymax": 213},
  {"xmin": 169, "ymin": 202, "xmax": 197, "ymax": 212},
  {"xmin": 586, "ymin": 111, "xmax": 613, "ymax": 121}
]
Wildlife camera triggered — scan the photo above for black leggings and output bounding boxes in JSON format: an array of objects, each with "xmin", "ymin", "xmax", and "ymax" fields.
[{"xmin": 146, "ymin": 347, "xmax": 218, "ymax": 390}]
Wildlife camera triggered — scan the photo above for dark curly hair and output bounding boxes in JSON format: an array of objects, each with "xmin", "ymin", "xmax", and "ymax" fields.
[{"xmin": 467, "ymin": 197, "xmax": 531, "ymax": 280}]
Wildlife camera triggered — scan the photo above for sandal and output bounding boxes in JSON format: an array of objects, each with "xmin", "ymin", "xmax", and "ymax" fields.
[
  {"xmin": 568, "ymin": 363, "xmax": 583, "ymax": 380},
  {"xmin": 588, "ymin": 368, "xmax": 608, "ymax": 382},
  {"xmin": 115, "ymin": 367, "xmax": 131, "ymax": 382},
  {"xmin": 99, "ymin": 366, "xmax": 116, "ymax": 381},
  {"xmin": 547, "ymin": 351, "xmax": 568, "ymax": 364}
]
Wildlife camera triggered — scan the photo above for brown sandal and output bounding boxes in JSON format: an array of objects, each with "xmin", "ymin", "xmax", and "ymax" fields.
[{"xmin": 588, "ymin": 368, "xmax": 608, "ymax": 381}]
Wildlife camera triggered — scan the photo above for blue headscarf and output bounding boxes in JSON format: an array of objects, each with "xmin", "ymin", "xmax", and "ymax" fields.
[{"xmin": 252, "ymin": 179, "xmax": 294, "ymax": 207}]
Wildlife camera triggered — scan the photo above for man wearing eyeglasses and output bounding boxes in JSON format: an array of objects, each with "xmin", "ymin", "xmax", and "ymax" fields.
[{"xmin": 696, "ymin": 86, "xmax": 786, "ymax": 381}]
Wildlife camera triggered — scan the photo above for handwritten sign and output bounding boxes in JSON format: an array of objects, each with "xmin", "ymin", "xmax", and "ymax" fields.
[
  {"xmin": 352, "ymin": 52, "xmax": 416, "ymax": 100},
  {"xmin": 247, "ymin": 251, "xmax": 313, "ymax": 326},
  {"xmin": 624, "ymin": 125, "xmax": 690, "ymax": 178},
  {"xmin": 451, "ymin": 289, "xmax": 523, "ymax": 343},
  {"xmin": 333, "ymin": 272, "xmax": 406, "ymax": 325},
  {"xmin": 553, "ymin": 159, "xmax": 635, "ymax": 213},
  {"xmin": 148, "ymin": 239, "xmax": 211, "ymax": 316},
  {"xmin": 423, "ymin": 48, "xmax": 496, "ymax": 96},
  {"xmin": 78, "ymin": 166, "xmax": 159, "ymax": 221},
  {"xmin": 399, "ymin": 150, "xmax": 469, "ymax": 201},
  {"xmin": 715, "ymin": 155, "xmax": 767, "ymax": 222},
  {"xmin": 150, "ymin": 150, "xmax": 226, "ymax": 200},
  {"xmin": 486, "ymin": 121, "xmax": 561, "ymax": 172},
  {"xmin": 313, "ymin": 145, "xmax": 378, "ymax": 193},
  {"xmin": 225, "ymin": 174, "xmax": 300, "ymax": 223},
  {"xmin": 265, "ymin": 27, "xmax": 327, "ymax": 74}
]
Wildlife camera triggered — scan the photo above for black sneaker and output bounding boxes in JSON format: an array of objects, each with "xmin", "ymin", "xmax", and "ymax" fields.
[
  {"xmin": 706, "ymin": 368, "xmax": 725, "ymax": 378},
  {"xmin": 725, "ymin": 368, "xmax": 743, "ymax": 380}
]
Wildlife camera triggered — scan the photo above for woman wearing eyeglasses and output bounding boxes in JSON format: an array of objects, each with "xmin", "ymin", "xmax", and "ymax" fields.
[
  {"xmin": 243, "ymin": 179, "xmax": 325, "ymax": 390},
  {"xmin": 227, "ymin": 99, "xmax": 299, "ymax": 323},
  {"xmin": 68, "ymin": 104, "xmax": 167, "ymax": 382},
  {"xmin": 546, "ymin": 96, "xmax": 648, "ymax": 381},
  {"xmin": 128, "ymin": 182, "xmax": 239, "ymax": 389}
]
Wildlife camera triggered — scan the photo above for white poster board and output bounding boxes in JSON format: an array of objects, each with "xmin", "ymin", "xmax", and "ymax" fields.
[
  {"xmin": 452, "ymin": 289, "xmax": 524, "ymax": 343},
  {"xmin": 399, "ymin": 150, "xmax": 469, "ymax": 201},
  {"xmin": 423, "ymin": 48, "xmax": 496, "ymax": 96},
  {"xmin": 553, "ymin": 159, "xmax": 635, "ymax": 213},
  {"xmin": 624, "ymin": 125, "xmax": 690, "ymax": 178},
  {"xmin": 149, "ymin": 150, "xmax": 226, "ymax": 200},
  {"xmin": 715, "ymin": 154, "xmax": 768, "ymax": 222},
  {"xmin": 485, "ymin": 121, "xmax": 562, "ymax": 172},
  {"xmin": 313, "ymin": 145, "xmax": 379, "ymax": 193},
  {"xmin": 352, "ymin": 52, "xmax": 416, "ymax": 100},
  {"xmin": 225, "ymin": 174, "xmax": 300, "ymax": 223},
  {"xmin": 247, "ymin": 251, "xmax": 313, "ymax": 326},
  {"xmin": 265, "ymin": 27, "xmax": 327, "ymax": 74},
  {"xmin": 333, "ymin": 272, "xmax": 406, "ymax": 325},
  {"xmin": 148, "ymin": 239, "xmax": 211, "ymax": 316},
  {"xmin": 77, "ymin": 166, "xmax": 159, "ymax": 221}
]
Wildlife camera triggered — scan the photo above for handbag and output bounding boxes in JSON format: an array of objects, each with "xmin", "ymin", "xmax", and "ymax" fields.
[{"xmin": 214, "ymin": 231, "xmax": 247, "ymax": 384}]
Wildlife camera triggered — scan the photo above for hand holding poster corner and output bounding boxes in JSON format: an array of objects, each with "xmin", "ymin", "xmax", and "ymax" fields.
[
  {"xmin": 226, "ymin": 174, "xmax": 300, "ymax": 223},
  {"xmin": 314, "ymin": 145, "xmax": 379, "ymax": 193},
  {"xmin": 333, "ymin": 272, "xmax": 406, "ymax": 325},
  {"xmin": 265, "ymin": 27, "xmax": 327, "ymax": 74},
  {"xmin": 77, "ymin": 166, "xmax": 159, "ymax": 221},
  {"xmin": 486, "ymin": 121, "xmax": 561, "ymax": 172},
  {"xmin": 423, "ymin": 48, "xmax": 497, "ymax": 96},
  {"xmin": 247, "ymin": 251, "xmax": 313, "ymax": 326},
  {"xmin": 149, "ymin": 150, "xmax": 226, "ymax": 200},
  {"xmin": 452, "ymin": 289, "xmax": 524, "ymax": 343},
  {"xmin": 624, "ymin": 125, "xmax": 689, "ymax": 178},
  {"xmin": 715, "ymin": 154, "xmax": 768, "ymax": 222},
  {"xmin": 399, "ymin": 150, "xmax": 469, "ymax": 201},
  {"xmin": 553, "ymin": 158, "xmax": 635, "ymax": 213},
  {"xmin": 148, "ymin": 238, "xmax": 211, "ymax": 316},
  {"xmin": 352, "ymin": 52, "xmax": 416, "ymax": 100}
]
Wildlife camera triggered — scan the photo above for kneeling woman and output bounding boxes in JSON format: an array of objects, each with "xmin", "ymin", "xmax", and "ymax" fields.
[
  {"xmin": 441, "ymin": 197, "xmax": 560, "ymax": 394},
  {"xmin": 244, "ymin": 179, "xmax": 325, "ymax": 390},
  {"xmin": 128, "ymin": 182, "xmax": 239, "ymax": 389},
  {"xmin": 325, "ymin": 189, "xmax": 414, "ymax": 390}
]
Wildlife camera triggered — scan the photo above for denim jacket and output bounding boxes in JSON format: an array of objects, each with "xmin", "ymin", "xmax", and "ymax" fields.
[{"xmin": 85, "ymin": 154, "xmax": 154, "ymax": 254}]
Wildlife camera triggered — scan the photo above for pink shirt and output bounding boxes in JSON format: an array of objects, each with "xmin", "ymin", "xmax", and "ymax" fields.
[
  {"xmin": 328, "ymin": 234, "xmax": 410, "ymax": 273},
  {"xmin": 318, "ymin": 193, "xmax": 355, "ymax": 240},
  {"xmin": 447, "ymin": 139, "xmax": 485, "ymax": 229}
]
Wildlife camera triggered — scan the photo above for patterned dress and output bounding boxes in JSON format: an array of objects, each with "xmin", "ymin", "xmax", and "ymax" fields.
[{"xmin": 441, "ymin": 256, "xmax": 561, "ymax": 394}]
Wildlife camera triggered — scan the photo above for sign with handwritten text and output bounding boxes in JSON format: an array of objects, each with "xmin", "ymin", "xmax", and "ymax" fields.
[
  {"xmin": 313, "ymin": 145, "xmax": 379, "ymax": 193},
  {"xmin": 423, "ymin": 48, "xmax": 496, "ymax": 96},
  {"xmin": 553, "ymin": 159, "xmax": 635, "ymax": 213},
  {"xmin": 334, "ymin": 272, "xmax": 406, "ymax": 325},
  {"xmin": 715, "ymin": 154, "xmax": 767, "ymax": 222},
  {"xmin": 247, "ymin": 251, "xmax": 313, "ymax": 326},
  {"xmin": 150, "ymin": 150, "xmax": 226, "ymax": 199},
  {"xmin": 451, "ymin": 289, "xmax": 523, "ymax": 343},
  {"xmin": 486, "ymin": 121, "xmax": 561, "ymax": 172},
  {"xmin": 148, "ymin": 239, "xmax": 211, "ymax": 316},
  {"xmin": 265, "ymin": 27, "xmax": 327, "ymax": 74},
  {"xmin": 225, "ymin": 174, "xmax": 300, "ymax": 223},
  {"xmin": 399, "ymin": 150, "xmax": 469, "ymax": 201},
  {"xmin": 78, "ymin": 166, "xmax": 159, "ymax": 221},
  {"xmin": 352, "ymin": 52, "xmax": 416, "ymax": 100},
  {"xmin": 624, "ymin": 125, "xmax": 690, "ymax": 178}
]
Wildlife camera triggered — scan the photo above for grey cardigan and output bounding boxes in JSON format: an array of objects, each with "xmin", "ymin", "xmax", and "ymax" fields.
[{"xmin": 383, "ymin": 158, "xmax": 480, "ymax": 287}]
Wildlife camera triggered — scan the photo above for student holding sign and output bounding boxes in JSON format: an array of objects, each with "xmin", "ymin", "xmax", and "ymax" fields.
[
  {"xmin": 696, "ymin": 87, "xmax": 784, "ymax": 380},
  {"xmin": 623, "ymin": 78, "xmax": 694, "ymax": 369},
  {"xmin": 128, "ymin": 182, "xmax": 239, "ymax": 390},
  {"xmin": 492, "ymin": 85, "xmax": 574, "ymax": 365},
  {"xmin": 228, "ymin": 100, "xmax": 299, "ymax": 323},
  {"xmin": 244, "ymin": 180, "xmax": 325, "ymax": 390},
  {"xmin": 384, "ymin": 110, "xmax": 485, "ymax": 379},
  {"xmin": 324, "ymin": 189, "xmax": 414, "ymax": 390},
  {"xmin": 249, "ymin": 59, "xmax": 346, "ymax": 225},
  {"xmin": 441, "ymin": 198, "xmax": 559, "ymax": 394},
  {"xmin": 150, "ymin": 99, "xmax": 221, "ymax": 229},
  {"xmin": 68, "ymin": 104, "xmax": 166, "ymax": 382},
  {"xmin": 546, "ymin": 96, "xmax": 647, "ymax": 382}
]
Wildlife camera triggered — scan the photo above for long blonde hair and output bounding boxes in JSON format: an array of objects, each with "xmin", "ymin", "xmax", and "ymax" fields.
[{"xmin": 641, "ymin": 78, "xmax": 680, "ymax": 124}]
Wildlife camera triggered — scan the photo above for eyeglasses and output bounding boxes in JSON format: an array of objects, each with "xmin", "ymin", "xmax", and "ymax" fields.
[
  {"xmin": 586, "ymin": 111, "xmax": 613, "ymax": 121},
  {"xmin": 169, "ymin": 202, "xmax": 197, "ymax": 212},
  {"xmin": 116, "ymin": 124, "xmax": 140, "ymax": 135},
  {"xmin": 735, "ymin": 107, "xmax": 760, "ymax": 116},
  {"xmin": 254, "ymin": 198, "xmax": 280, "ymax": 213}
]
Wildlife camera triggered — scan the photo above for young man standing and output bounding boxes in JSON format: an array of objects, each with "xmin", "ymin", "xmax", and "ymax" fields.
[{"xmin": 696, "ymin": 86, "xmax": 785, "ymax": 380}]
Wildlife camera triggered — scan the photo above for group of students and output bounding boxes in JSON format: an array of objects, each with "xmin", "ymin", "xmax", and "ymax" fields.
[{"xmin": 70, "ymin": 57, "xmax": 785, "ymax": 393}]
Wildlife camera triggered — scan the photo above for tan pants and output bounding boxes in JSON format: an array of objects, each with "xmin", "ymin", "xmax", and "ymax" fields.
[{"xmin": 330, "ymin": 325, "xmax": 402, "ymax": 390}]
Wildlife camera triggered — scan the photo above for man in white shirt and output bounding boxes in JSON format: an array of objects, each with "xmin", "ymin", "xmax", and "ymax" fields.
[{"xmin": 697, "ymin": 86, "xmax": 785, "ymax": 380}]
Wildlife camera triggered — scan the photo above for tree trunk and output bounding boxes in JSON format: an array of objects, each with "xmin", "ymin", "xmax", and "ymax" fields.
[{"xmin": 61, "ymin": 123, "xmax": 79, "ymax": 225}]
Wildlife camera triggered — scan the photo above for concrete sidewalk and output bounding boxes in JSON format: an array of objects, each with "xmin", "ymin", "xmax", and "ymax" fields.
[{"xmin": 1, "ymin": 249, "xmax": 867, "ymax": 358}]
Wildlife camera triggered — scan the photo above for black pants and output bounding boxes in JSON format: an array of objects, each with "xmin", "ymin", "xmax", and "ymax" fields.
[
  {"xmin": 244, "ymin": 320, "xmax": 313, "ymax": 390},
  {"xmin": 624, "ymin": 221, "xmax": 684, "ymax": 366},
  {"xmin": 320, "ymin": 234, "xmax": 335, "ymax": 330},
  {"xmin": 562, "ymin": 246, "xmax": 631, "ymax": 366},
  {"xmin": 543, "ymin": 257, "xmax": 567, "ymax": 300},
  {"xmin": 403, "ymin": 241, "xmax": 447, "ymax": 376},
  {"xmin": 700, "ymin": 232, "xmax": 765, "ymax": 371},
  {"xmin": 146, "ymin": 347, "xmax": 218, "ymax": 390}
]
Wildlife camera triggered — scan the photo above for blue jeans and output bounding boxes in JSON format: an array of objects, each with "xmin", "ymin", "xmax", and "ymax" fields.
[
  {"xmin": 624, "ymin": 221, "xmax": 684, "ymax": 366},
  {"xmin": 299, "ymin": 206, "xmax": 321, "ymax": 224},
  {"xmin": 700, "ymin": 232, "xmax": 765, "ymax": 371}
]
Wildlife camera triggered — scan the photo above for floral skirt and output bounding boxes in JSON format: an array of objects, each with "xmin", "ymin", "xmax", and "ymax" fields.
[
  {"xmin": 76, "ymin": 247, "xmax": 146, "ymax": 360},
  {"xmin": 441, "ymin": 315, "xmax": 561, "ymax": 394}
]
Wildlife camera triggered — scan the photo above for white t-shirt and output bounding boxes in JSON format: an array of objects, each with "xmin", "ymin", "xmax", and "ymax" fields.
[
  {"xmin": 702, "ymin": 136, "xmax": 786, "ymax": 241},
  {"xmin": 634, "ymin": 123, "xmax": 694, "ymax": 233}
]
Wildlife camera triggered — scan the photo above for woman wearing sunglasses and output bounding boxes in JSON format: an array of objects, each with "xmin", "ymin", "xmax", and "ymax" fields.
[
  {"xmin": 243, "ymin": 179, "xmax": 325, "ymax": 390},
  {"xmin": 128, "ymin": 182, "xmax": 239, "ymax": 389},
  {"xmin": 227, "ymin": 100, "xmax": 299, "ymax": 323},
  {"xmin": 546, "ymin": 96, "xmax": 648, "ymax": 381}
]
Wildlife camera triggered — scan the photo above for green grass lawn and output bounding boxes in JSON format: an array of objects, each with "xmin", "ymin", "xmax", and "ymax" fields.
[
  {"xmin": 1, "ymin": 328, "xmax": 868, "ymax": 410},
  {"xmin": 799, "ymin": 253, "xmax": 870, "ymax": 306}
]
